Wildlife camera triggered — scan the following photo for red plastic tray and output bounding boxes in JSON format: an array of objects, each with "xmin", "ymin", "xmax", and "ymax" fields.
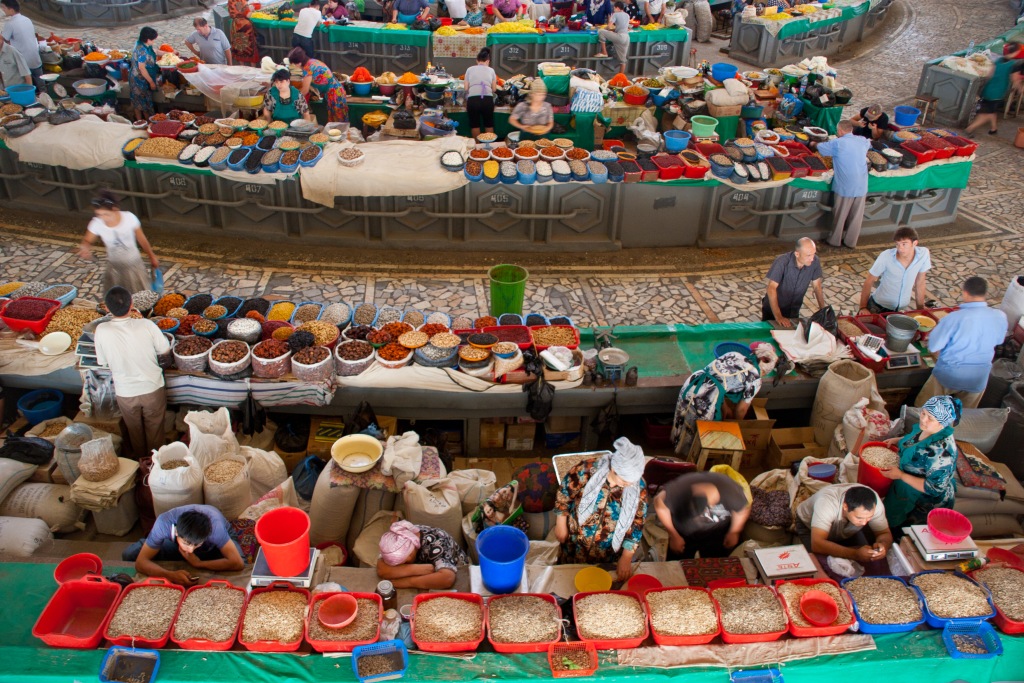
[
  {"xmin": 486, "ymin": 593, "xmax": 562, "ymax": 653},
  {"xmin": 644, "ymin": 586, "xmax": 721, "ymax": 646},
  {"xmin": 412, "ymin": 593, "xmax": 486, "ymax": 652},
  {"xmin": 32, "ymin": 576, "xmax": 122, "ymax": 649},
  {"xmin": 944, "ymin": 135, "xmax": 978, "ymax": 157},
  {"xmin": 103, "ymin": 577, "xmax": 185, "ymax": 649},
  {"xmin": 787, "ymin": 156, "xmax": 810, "ymax": 178},
  {"xmin": 841, "ymin": 314, "xmax": 889, "ymax": 373},
  {"xmin": 779, "ymin": 140, "xmax": 812, "ymax": 157},
  {"xmin": 919, "ymin": 136, "xmax": 956, "ymax": 159},
  {"xmin": 149, "ymin": 120, "xmax": 186, "ymax": 139},
  {"xmin": 0, "ymin": 296, "xmax": 61, "ymax": 334},
  {"xmin": 529, "ymin": 324, "xmax": 581, "ymax": 352},
  {"xmin": 971, "ymin": 565, "xmax": 1024, "ymax": 634},
  {"xmin": 238, "ymin": 581, "xmax": 310, "ymax": 652},
  {"xmin": 900, "ymin": 309, "xmax": 940, "ymax": 342},
  {"xmin": 170, "ymin": 579, "xmax": 245, "ymax": 651},
  {"xmin": 900, "ymin": 141, "xmax": 937, "ymax": 164},
  {"xmin": 572, "ymin": 590, "xmax": 649, "ymax": 650},
  {"xmin": 694, "ymin": 142, "xmax": 725, "ymax": 157},
  {"xmin": 639, "ymin": 168, "xmax": 660, "ymax": 183},
  {"xmin": 683, "ymin": 160, "xmax": 710, "ymax": 178},
  {"xmin": 711, "ymin": 585, "xmax": 788, "ymax": 644},
  {"xmin": 305, "ymin": 591, "xmax": 382, "ymax": 653},
  {"xmin": 548, "ymin": 641, "xmax": 598, "ymax": 678},
  {"xmin": 483, "ymin": 325, "xmax": 532, "ymax": 349},
  {"xmin": 651, "ymin": 153, "xmax": 685, "ymax": 180},
  {"xmin": 776, "ymin": 578, "xmax": 856, "ymax": 637}
]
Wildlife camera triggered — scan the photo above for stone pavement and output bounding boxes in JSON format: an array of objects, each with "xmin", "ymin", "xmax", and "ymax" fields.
[{"xmin": 1, "ymin": 0, "xmax": 1023, "ymax": 327}]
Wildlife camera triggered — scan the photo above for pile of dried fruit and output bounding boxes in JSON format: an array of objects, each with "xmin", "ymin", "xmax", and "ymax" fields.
[
  {"xmin": 294, "ymin": 346, "xmax": 330, "ymax": 365},
  {"xmin": 299, "ymin": 321, "xmax": 338, "ymax": 346},
  {"xmin": 377, "ymin": 342, "xmax": 411, "ymax": 362},
  {"xmin": 211, "ymin": 340, "xmax": 249, "ymax": 364},
  {"xmin": 177, "ymin": 315, "xmax": 203, "ymax": 336},
  {"xmin": 253, "ymin": 339, "xmax": 290, "ymax": 359},
  {"xmin": 175, "ymin": 336, "xmax": 213, "ymax": 356},
  {"xmin": 43, "ymin": 307, "xmax": 100, "ymax": 343},
  {"xmin": 337, "ymin": 340, "xmax": 373, "ymax": 360}
]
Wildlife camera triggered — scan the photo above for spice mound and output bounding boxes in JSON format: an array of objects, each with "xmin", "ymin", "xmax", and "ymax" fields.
[
  {"xmin": 242, "ymin": 590, "xmax": 307, "ymax": 643},
  {"xmin": 173, "ymin": 585, "xmax": 245, "ymax": 643},
  {"xmin": 415, "ymin": 597, "xmax": 482, "ymax": 643},
  {"xmin": 575, "ymin": 593, "xmax": 645, "ymax": 641},
  {"xmin": 107, "ymin": 586, "xmax": 181, "ymax": 640}
]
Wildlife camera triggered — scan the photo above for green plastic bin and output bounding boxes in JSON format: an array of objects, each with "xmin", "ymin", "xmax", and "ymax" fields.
[{"xmin": 489, "ymin": 264, "xmax": 529, "ymax": 317}]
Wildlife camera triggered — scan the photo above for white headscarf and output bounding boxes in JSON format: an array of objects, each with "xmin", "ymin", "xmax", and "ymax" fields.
[{"xmin": 576, "ymin": 437, "xmax": 645, "ymax": 552}]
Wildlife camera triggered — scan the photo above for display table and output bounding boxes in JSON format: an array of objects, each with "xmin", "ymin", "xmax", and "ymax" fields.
[{"xmin": 799, "ymin": 97, "xmax": 844, "ymax": 135}]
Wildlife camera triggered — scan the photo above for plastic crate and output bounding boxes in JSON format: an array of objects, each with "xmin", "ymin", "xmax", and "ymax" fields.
[
  {"xmin": 730, "ymin": 668, "xmax": 784, "ymax": 683},
  {"xmin": 103, "ymin": 578, "xmax": 185, "ymax": 649},
  {"xmin": 572, "ymin": 591, "xmax": 649, "ymax": 650},
  {"xmin": 37, "ymin": 284, "xmax": 77, "ymax": 307},
  {"xmin": 900, "ymin": 141, "xmax": 937, "ymax": 164},
  {"xmin": 644, "ymin": 586, "xmax": 721, "ymax": 645},
  {"xmin": 306, "ymin": 592, "xmax": 382, "ymax": 653},
  {"xmin": 778, "ymin": 140, "xmax": 812, "ymax": 157},
  {"xmin": 944, "ymin": 135, "xmax": 978, "ymax": 157},
  {"xmin": 787, "ymin": 156, "xmax": 810, "ymax": 178},
  {"xmin": 548, "ymin": 641, "xmax": 598, "ymax": 678},
  {"xmin": 942, "ymin": 620, "xmax": 1002, "ymax": 659},
  {"xmin": 775, "ymin": 578, "xmax": 856, "ymax": 637},
  {"xmin": 651, "ymin": 153, "xmax": 685, "ymax": 180},
  {"xmin": 352, "ymin": 640, "xmax": 408, "ymax": 683},
  {"xmin": 970, "ymin": 565, "xmax": 1024, "ymax": 634},
  {"xmin": 238, "ymin": 582, "xmax": 310, "ymax": 652},
  {"xmin": 99, "ymin": 646, "xmax": 160, "ymax": 683},
  {"xmin": 0, "ymin": 296, "xmax": 61, "ymax": 333},
  {"xmin": 530, "ymin": 325, "xmax": 580, "ymax": 352},
  {"xmin": 711, "ymin": 585, "xmax": 788, "ymax": 644},
  {"xmin": 695, "ymin": 142, "xmax": 726, "ymax": 157},
  {"xmin": 411, "ymin": 593, "xmax": 485, "ymax": 652},
  {"xmin": 32, "ymin": 575, "xmax": 122, "ymax": 649},
  {"xmin": 910, "ymin": 571, "xmax": 996, "ymax": 629},
  {"xmin": 486, "ymin": 593, "xmax": 562, "ymax": 653},
  {"xmin": 919, "ymin": 136, "xmax": 956, "ymax": 159},
  {"xmin": 170, "ymin": 579, "xmax": 245, "ymax": 650},
  {"xmin": 840, "ymin": 576, "xmax": 926, "ymax": 634}
]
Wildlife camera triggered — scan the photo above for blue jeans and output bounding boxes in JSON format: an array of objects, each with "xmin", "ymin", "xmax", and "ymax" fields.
[{"xmin": 291, "ymin": 33, "xmax": 316, "ymax": 60}]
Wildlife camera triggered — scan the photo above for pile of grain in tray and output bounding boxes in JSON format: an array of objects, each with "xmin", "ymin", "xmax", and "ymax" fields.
[
  {"xmin": 107, "ymin": 587, "xmax": 181, "ymax": 639},
  {"xmin": 777, "ymin": 582, "xmax": 851, "ymax": 628},
  {"xmin": 308, "ymin": 598, "xmax": 380, "ymax": 642},
  {"xmin": 357, "ymin": 652, "xmax": 405, "ymax": 678},
  {"xmin": 241, "ymin": 591, "xmax": 307, "ymax": 643},
  {"xmin": 647, "ymin": 589, "xmax": 718, "ymax": 636},
  {"xmin": 910, "ymin": 573, "xmax": 990, "ymax": 619},
  {"xmin": 712, "ymin": 587, "xmax": 787, "ymax": 635},
  {"xmin": 488, "ymin": 596, "xmax": 560, "ymax": 643},
  {"xmin": 574, "ymin": 593, "xmax": 645, "ymax": 641},
  {"xmin": 974, "ymin": 567, "xmax": 1024, "ymax": 621},
  {"xmin": 844, "ymin": 577, "xmax": 922, "ymax": 624},
  {"xmin": 414, "ymin": 597, "xmax": 482, "ymax": 643},
  {"xmin": 173, "ymin": 585, "xmax": 245, "ymax": 642}
]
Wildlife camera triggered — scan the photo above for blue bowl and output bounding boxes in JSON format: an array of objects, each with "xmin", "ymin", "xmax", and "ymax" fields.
[
  {"xmin": 571, "ymin": 170, "xmax": 589, "ymax": 182},
  {"xmin": 714, "ymin": 341, "xmax": 751, "ymax": 358},
  {"xmin": 6, "ymin": 84, "xmax": 35, "ymax": 107},
  {"xmin": 484, "ymin": 173, "xmax": 500, "ymax": 184},
  {"xmin": 517, "ymin": 170, "xmax": 536, "ymax": 184},
  {"xmin": 607, "ymin": 172, "xmax": 624, "ymax": 182},
  {"xmin": 536, "ymin": 172, "xmax": 552, "ymax": 183},
  {"xmin": 464, "ymin": 167, "xmax": 483, "ymax": 182},
  {"xmin": 262, "ymin": 161, "xmax": 280, "ymax": 173},
  {"xmin": 279, "ymin": 160, "xmax": 299, "ymax": 174},
  {"xmin": 18, "ymin": 388, "xmax": 64, "ymax": 425},
  {"xmin": 226, "ymin": 149, "xmax": 251, "ymax": 172},
  {"xmin": 711, "ymin": 62, "xmax": 738, "ymax": 82},
  {"xmin": 553, "ymin": 171, "xmax": 571, "ymax": 182},
  {"xmin": 500, "ymin": 173, "xmax": 517, "ymax": 184},
  {"xmin": 299, "ymin": 146, "xmax": 323, "ymax": 167},
  {"xmin": 591, "ymin": 170, "xmax": 608, "ymax": 183},
  {"xmin": 352, "ymin": 81, "xmax": 373, "ymax": 96}
]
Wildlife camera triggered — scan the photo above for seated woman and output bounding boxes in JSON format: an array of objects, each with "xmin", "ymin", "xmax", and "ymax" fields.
[
  {"xmin": 555, "ymin": 437, "xmax": 648, "ymax": 581},
  {"xmin": 509, "ymin": 79, "xmax": 554, "ymax": 139},
  {"xmin": 491, "ymin": 0, "xmax": 525, "ymax": 22},
  {"xmin": 376, "ymin": 520, "xmax": 467, "ymax": 589},
  {"xmin": 463, "ymin": 0, "xmax": 484, "ymax": 25},
  {"xmin": 262, "ymin": 68, "xmax": 315, "ymax": 123},
  {"xmin": 322, "ymin": 0, "xmax": 350, "ymax": 20},
  {"xmin": 585, "ymin": 0, "xmax": 614, "ymax": 25}
]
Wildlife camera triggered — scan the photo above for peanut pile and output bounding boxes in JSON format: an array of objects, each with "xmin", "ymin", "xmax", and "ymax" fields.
[
  {"xmin": 241, "ymin": 590, "xmax": 307, "ymax": 643},
  {"xmin": 911, "ymin": 573, "xmax": 991, "ymax": 619},
  {"xmin": 488, "ymin": 596, "xmax": 560, "ymax": 644},
  {"xmin": 414, "ymin": 597, "xmax": 482, "ymax": 643},
  {"xmin": 713, "ymin": 587, "xmax": 787, "ymax": 635},
  {"xmin": 575, "ymin": 593, "xmax": 646, "ymax": 641}
]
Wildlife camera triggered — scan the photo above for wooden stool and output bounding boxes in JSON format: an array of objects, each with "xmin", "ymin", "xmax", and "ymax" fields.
[
  {"xmin": 1005, "ymin": 87, "xmax": 1024, "ymax": 119},
  {"xmin": 913, "ymin": 95, "xmax": 939, "ymax": 126},
  {"xmin": 686, "ymin": 420, "xmax": 745, "ymax": 472}
]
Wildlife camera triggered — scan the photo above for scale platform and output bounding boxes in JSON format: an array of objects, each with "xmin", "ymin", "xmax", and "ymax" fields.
[
  {"xmin": 250, "ymin": 547, "xmax": 319, "ymax": 588},
  {"xmin": 907, "ymin": 525, "xmax": 978, "ymax": 562}
]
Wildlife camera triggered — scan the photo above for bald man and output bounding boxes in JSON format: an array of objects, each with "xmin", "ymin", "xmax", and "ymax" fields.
[
  {"xmin": 816, "ymin": 120, "xmax": 871, "ymax": 249},
  {"xmin": 762, "ymin": 237, "xmax": 825, "ymax": 328}
]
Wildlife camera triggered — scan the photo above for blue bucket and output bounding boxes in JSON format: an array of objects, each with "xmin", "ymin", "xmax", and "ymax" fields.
[
  {"xmin": 476, "ymin": 526, "xmax": 528, "ymax": 594},
  {"xmin": 18, "ymin": 388, "xmax": 64, "ymax": 425},
  {"xmin": 6, "ymin": 84, "xmax": 36, "ymax": 106},
  {"xmin": 893, "ymin": 105, "xmax": 920, "ymax": 127},
  {"xmin": 664, "ymin": 130, "xmax": 692, "ymax": 153}
]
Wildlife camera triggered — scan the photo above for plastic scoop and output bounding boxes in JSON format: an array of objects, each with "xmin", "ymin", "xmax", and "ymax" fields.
[
  {"xmin": 800, "ymin": 589, "xmax": 838, "ymax": 626},
  {"xmin": 16, "ymin": 332, "xmax": 72, "ymax": 355}
]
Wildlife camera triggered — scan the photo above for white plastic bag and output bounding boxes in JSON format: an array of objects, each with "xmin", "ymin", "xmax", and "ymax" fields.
[
  {"xmin": 1000, "ymin": 274, "xmax": 1024, "ymax": 335},
  {"xmin": 381, "ymin": 431, "xmax": 422, "ymax": 488},
  {"xmin": 628, "ymin": 110, "xmax": 663, "ymax": 150},
  {"xmin": 149, "ymin": 442, "xmax": 204, "ymax": 516},
  {"xmin": 185, "ymin": 408, "xmax": 238, "ymax": 470}
]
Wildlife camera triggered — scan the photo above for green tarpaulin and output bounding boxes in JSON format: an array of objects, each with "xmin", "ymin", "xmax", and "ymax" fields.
[
  {"xmin": 5, "ymin": 562, "xmax": 1024, "ymax": 683},
  {"xmin": 799, "ymin": 97, "xmax": 844, "ymax": 135},
  {"xmin": 772, "ymin": 0, "xmax": 870, "ymax": 40}
]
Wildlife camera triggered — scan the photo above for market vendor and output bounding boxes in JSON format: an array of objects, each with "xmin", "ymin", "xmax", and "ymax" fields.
[
  {"xmin": 596, "ymin": 2, "xmax": 630, "ymax": 75},
  {"xmin": 185, "ymin": 17, "xmax": 232, "ymax": 66},
  {"xmin": 129, "ymin": 27, "xmax": 161, "ymax": 121},
  {"xmin": 0, "ymin": 35, "xmax": 31, "ymax": 90},
  {"xmin": 654, "ymin": 471, "xmax": 751, "ymax": 560},
  {"xmin": 879, "ymin": 395, "xmax": 960, "ymax": 533},
  {"xmin": 465, "ymin": 48, "xmax": 497, "ymax": 138},
  {"xmin": 287, "ymin": 47, "xmax": 349, "ymax": 123},
  {"xmin": 638, "ymin": 0, "xmax": 664, "ymax": 24},
  {"xmin": 322, "ymin": 0, "xmax": 350, "ymax": 20},
  {"xmin": 491, "ymin": 0, "xmax": 526, "ymax": 22},
  {"xmin": 795, "ymin": 484, "xmax": 893, "ymax": 564},
  {"xmin": 585, "ymin": 0, "xmax": 614, "ymax": 25},
  {"xmin": 376, "ymin": 520, "xmax": 467, "ymax": 589},
  {"xmin": 392, "ymin": 0, "xmax": 430, "ymax": 24},
  {"xmin": 858, "ymin": 227, "xmax": 930, "ymax": 314},
  {"xmin": 509, "ymin": 79, "xmax": 554, "ymax": 138},
  {"xmin": 850, "ymin": 103, "xmax": 888, "ymax": 140},
  {"xmin": 124, "ymin": 505, "xmax": 244, "ymax": 586},
  {"xmin": 292, "ymin": 0, "xmax": 322, "ymax": 58},
  {"xmin": 554, "ymin": 437, "xmax": 648, "ymax": 581},
  {"xmin": 263, "ymin": 68, "xmax": 315, "ymax": 123},
  {"xmin": 671, "ymin": 345, "xmax": 778, "ymax": 456}
]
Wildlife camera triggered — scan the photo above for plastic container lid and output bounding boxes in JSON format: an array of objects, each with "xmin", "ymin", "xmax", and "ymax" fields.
[
  {"xmin": 807, "ymin": 463, "xmax": 837, "ymax": 481},
  {"xmin": 800, "ymin": 590, "xmax": 839, "ymax": 626},
  {"xmin": 319, "ymin": 593, "xmax": 360, "ymax": 628}
]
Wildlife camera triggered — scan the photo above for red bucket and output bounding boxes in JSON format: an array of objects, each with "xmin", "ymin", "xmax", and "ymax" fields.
[
  {"xmin": 255, "ymin": 507, "xmax": 311, "ymax": 577},
  {"xmin": 858, "ymin": 441, "xmax": 897, "ymax": 497}
]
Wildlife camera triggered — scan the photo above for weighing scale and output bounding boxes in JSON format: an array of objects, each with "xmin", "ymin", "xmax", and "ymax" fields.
[
  {"xmin": 249, "ymin": 547, "xmax": 320, "ymax": 588},
  {"xmin": 907, "ymin": 525, "xmax": 979, "ymax": 562},
  {"xmin": 750, "ymin": 544, "xmax": 816, "ymax": 583},
  {"xmin": 886, "ymin": 350, "xmax": 922, "ymax": 371}
]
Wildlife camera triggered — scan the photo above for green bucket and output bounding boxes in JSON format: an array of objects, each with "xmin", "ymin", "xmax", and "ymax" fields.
[
  {"xmin": 690, "ymin": 115, "xmax": 718, "ymax": 137},
  {"xmin": 488, "ymin": 264, "xmax": 529, "ymax": 317}
]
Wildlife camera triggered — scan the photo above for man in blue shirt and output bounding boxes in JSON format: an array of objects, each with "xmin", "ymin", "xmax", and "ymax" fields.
[
  {"xmin": 859, "ymin": 227, "xmax": 931, "ymax": 314},
  {"xmin": 123, "ymin": 504, "xmax": 244, "ymax": 585},
  {"xmin": 816, "ymin": 120, "xmax": 871, "ymax": 249},
  {"xmin": 916, "ymin": 276, "xmax": 1007, "ymax": 409}
]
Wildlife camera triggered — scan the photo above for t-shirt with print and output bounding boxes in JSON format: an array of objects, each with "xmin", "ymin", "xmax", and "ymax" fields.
[{"xmin": 795, "ymin": 484, "xmax": 888, "ymax": 541}]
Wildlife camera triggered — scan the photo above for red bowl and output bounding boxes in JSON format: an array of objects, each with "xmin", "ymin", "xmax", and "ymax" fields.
[
  {"xmin": 800, "ymin": 589, "xmax": 838, "ymax": 626},
  {"xmin": 626, "ymin": 573, "xmax": 663, "ymax": 596},
  {"xmin": 928, "ymin": 508, "xmax": 972, "ymax": 544},
  {"xmin": 318, "ymin": 593, "xmax": 359, "ymax": 628}
]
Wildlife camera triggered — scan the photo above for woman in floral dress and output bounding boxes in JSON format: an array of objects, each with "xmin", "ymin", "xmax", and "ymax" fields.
[
  {"xmin": 287, "ymin": 46, "xmax": 348, "ymax": 123},
  {"xmin": 227, "ymin": 0, "xmax": 259, "ymax": 64},
  {"xmin": 129, "ymin": 27, "xmax": 159, "ymax": 121}
]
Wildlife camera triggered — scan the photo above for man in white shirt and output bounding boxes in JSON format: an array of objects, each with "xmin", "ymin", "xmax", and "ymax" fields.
[
  {"xmin": 795, "ymin": 483, "xmax": 893, "ymax": 564},
  {"xmin": 0, "ymin": 34, "xmax": 31, "ymax": 90},
  {"xmin": 94, "ymin": 286, "xmax": 171, "ymax": 459},
  {"xmin": 185, "ymin": 17, "xmax": 232, "ymax": 65},
  {"xmin": 858, "ymin": 226, "xmax": 931, "ymax": 314},
  {"xmin": 292, "ymin": 0, "xmax": 322, "ymax": 59},
  {"xmin": 0, "ymin": 0, "xmax": 41, "ymax": 91}
]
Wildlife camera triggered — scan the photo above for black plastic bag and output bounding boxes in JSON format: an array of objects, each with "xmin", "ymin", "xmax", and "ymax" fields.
[
  {"xmin": 241, "ymin": 388, "xmax": 266, "ymax": 436},
  {"xmin": 525, "ymin": 376, "xmax": 555, "ymax": 421},
  {"xmin": 802, "ymin": 305, "xmax": 838, "ymax": 341},
  {"xmin": 0, "ymin": 434, "xmax": 54, "ymax": 465},
  {"xmin": 292, "ymin": 455, "xmax": 326, "ymax": 500},
  {"xmin": 345, "ymin": 400, "xmax": 380, "ymax": 436}
]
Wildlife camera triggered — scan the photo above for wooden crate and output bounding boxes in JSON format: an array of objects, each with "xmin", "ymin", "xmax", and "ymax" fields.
[
  {"xmin": 723, "ymin": 398, "xmax": 775, "ymax": 470},
  {"xmin": 766, "ymin": 427, "xmax": 826, "ymax": 470}
]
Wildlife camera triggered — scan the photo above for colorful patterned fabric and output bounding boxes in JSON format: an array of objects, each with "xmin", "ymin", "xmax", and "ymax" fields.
[
  {"xmin": 414, "ymin": 524, "xmax": 468, "ymax": 572},
  {"xmin": 129, "ymin": 43, "xmax": 157, "ymax": 116},
  {"xmin": 328, "ymin": 445, "xmax": 441, "ymax": 492},
  {"xmin": 513, "ymin": 461, "xmax": 560, "ymax": 512},
  {"xmin": 305, "ymin": 59, "xmax": 349, "ymax": 122},
  {"xmin": 432, "ymin": 32, "xmax": 487, "ymax": 59},
  {"xmin": 555, "ymin": 459, "xmax": 647, "ymax": 564},
  {"xmin": 228, "ymin": 0, "xmax": 259, "ymax": 63},
  {"xmin": 671, "ymin": 351, "xmax": 760, "ymax": 455},
  {"xmin": 886, "ymin": 424, "xmax": 957, "ymax": 527},
  {"xmin": 229, "ymin": 518, "xmax": 259, "ymax": 564},
  {"xmin": 956, "ymin": 443, "xmax": 1006, "ymax": 497}
]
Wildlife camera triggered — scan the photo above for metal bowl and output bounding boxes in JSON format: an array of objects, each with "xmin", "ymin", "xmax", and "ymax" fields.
[{"xmin": 72, "ymin": 78, "xmax": 108, "ymax": 97}]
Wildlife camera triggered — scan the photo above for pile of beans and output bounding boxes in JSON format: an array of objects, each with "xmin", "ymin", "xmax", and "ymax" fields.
[
  {"xmin": 346, "ymin": 325, "xmax": 373, "ymax": 340},
  {"xmin": 420, "ymin": 323, "xmax": 449, "ymax": 337},
  {"xmin": 292, "ymin": 304, "xmax": 321, "ymax": 323},
  {"xmin": 525, "ymin": 314, "xmax": 547, "ymax": 326},
  {"xmin": 378, "ymin": 343, "xmax": 411, "ymax": 362},
  {"xmin": 298, "ymin": 321, "xmax": 337, "ymax": 346},
  {"xmin": 175, "ymin": 336, "xmax": 213, "ymax": 356},
  {"xmin": 498, "ymin": 314, "xmax": 521, "ymax": 325},
  {"xmin": 430, "ymin": 333, "xmax": 460, "ymax": 348},
  {"xmin": 353, "ymin": 304, "xmax": 377, "ymax": 326},
  {"xmin": 184, "ymin": 294, "xmax": 213, "ymax": 315},
  {"xmin": 203, "ymin": 305, "xmax": 227, "ymax": 319},
  {"xmin": 381, "ymin": 322, "xmax": 412, "ymax": 338},
  {"xmin": 460, "ymin": 347, "xmax": 489, "ymax": 362},
  {"xmin": 294, "ymin": 346, "xmax": 330, "ymax": 365},
  {"xmin": 550, "ymin": 316, "xmax": 572, "ymax": 326},
  {"xmin": 39, "ymin": 284, "xmax": 74, "ymax": 299},
  {"xmin": 493, "ymin": 342, "xmax": 519, "ymax": 355},
  {"xmin": 419, "ymin": 344, "xmax": 454, "ymax": 361},
  {"xmin": 211, "ymin": 341, "xmax": 248, "ymax": 364},
  {"xmin": 403, "ymin": 310, "xmax": 425, "ymax": 327},
  {"xmin": 425, "ymin": 312, "xmax": 450, "ymax": 326},
  {"xmin": 227, "ymin": 318, "xmax": 261, "ymax": 339},
  {"xmin": 451, "ymin": 316, "xmax": 473, "ymax": 329},
  {"xmin": 253, "ymin": 339, "xmax": 289, "ymax": 359},
  {"xmin": 177, "ymin": 315, "xmax": 203, "ymax": 335},
  {"xmin": 2, "ymin": 298, "xmax": 54, "ymax": 321},
  {"xmin": 376, "ymin": 307, "xmax": 402, "ymax": 325},
  {"xmin": 321, "ymin": 303, "xmax": 350, "ymax": 325},
  {"xmin": 337, "ymin": 340, "xmax": 373, "ymax": 360}
]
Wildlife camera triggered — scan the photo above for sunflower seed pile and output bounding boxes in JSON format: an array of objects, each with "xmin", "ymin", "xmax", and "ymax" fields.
[
  {"xmin": 647, "ymin": 589, "xmax": 718, "ymax": 636},
  {"xmin": 488, "ymin": 596, "xmax": 560, "ymax": 644},
  {"xmin": 574, "ymin": 593, "xmax": 646, "ymax": 640},
  {"xmin": 107, "ymin": 587, "xmax": 181, "ymax": 640},
  {"xmin": 911, "ymin": 573, "xmax": 991, "ymax": 619},
  {"xmin": 952, "ymin": 633, "xmax": 990, "ymax": 655},
  {"xmin": 308, "ymin": 597, "xmax": 380, "ymax": 642},
  {"xmin": 712, "ymin": 587, "xmax": 787, "ymax": 635},
  {"xmin": 241, "ymin": 591, "xmax": 307, "ymax": 643},
  {"xmin": 357, "ymin": 652, "xmax": 405, "ymax": 677},
  {"xmin": 776, "ymin": 582, "xmax": 851, "ymax": 628},
  {"xmin": 844, "ymin": 577, "xmax": 922, "ymax": 624},
  {"xmin": 172, "ymin": 585, "xmax": 245, "ymax": 643},
  {"xmin": 974, "ymin": 567, "xmax": 1024, "ymax": 621},
  {"xmin": 415, "ymin": 597, "xmax": 482, "ymax": 643}
]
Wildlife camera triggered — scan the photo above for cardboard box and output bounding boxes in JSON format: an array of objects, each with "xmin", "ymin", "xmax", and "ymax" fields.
[
  {"xmin": 723, "ymin": 399, "xmax": 776, "ymax": 470},
  {"xmin": 307, "ymin": 416, "xmax": 346, "ymax": 459},
  {"xmin": 376, "ymin": 415, "xmax": 398, "ymax": 439},
  {"xmin": 72, "ymin": 411, "xmax": 121, "ymax": 437},
  {"xmin": 479, "ymin": 423, "xmax": 506, "ymax": 450},
  {"xmin": 274, "ymin": 444, "xmax": 310, "ymax": 473},
  {"xmin": 767, "ymin": 427, "xmax": 826, "ymax": 470},
  {"xmin": 545, "ymin": 415, "xmax": 581, "ymax": 434},
  {"xmin": 505, "ymin": 423, "xmax": 536, "ymax": 451}
]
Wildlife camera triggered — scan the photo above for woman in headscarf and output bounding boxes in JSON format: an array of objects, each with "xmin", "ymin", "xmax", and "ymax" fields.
[
  {"xmin": 880, "ymin": 395, "xmax": 961, "ymax": 532},
  {"xmin": 287, "ymin": 46, "xmax": 348, "ymax": 123},
  {"xmin": 376, "ymin": 519, "xmax": 467, "ymax": 589},
  {"xmin": 227, "ymin": 0, "xmax": 259, "ymax": 64},
  {"xmin": 129, "ymin": 27, "xmax": 159, "ymax": 121},
  {"xmin": 554, "ymin": 437, "xmax": 648, "ymax": 580},
  {"xmin": 671, "ymin": 344, "xmax": 778, "ymax": 457}
]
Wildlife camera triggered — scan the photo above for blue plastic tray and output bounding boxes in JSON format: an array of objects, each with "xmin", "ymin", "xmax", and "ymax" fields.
[
  {"xmin": 352, "ymin": 639, "xmax": 408, "ymax": 683},
  {"xmin": 99, "ymin": 646, "xmax": 160, "ymax": 683},
  {"xmin": 910, "ymin": 571, "xmax": 996, "ymax": 629},
  {"xmin": 840, "ymin": 576, "xmax": 926, "ymax": 634},
  {"xmin": 226, "ymin": 148, "xmax": 251, "ymax": 172},
  {"xmin": 37, "ymin": 284, "xmax": 77, "ymax": 308},
  {"xmin": 299, "ymin": 146, "xmax": 324, "ymax": 167},
  {"xmin": 730, "ymin": 668, "xmax": 783, "ymax": 683},
  {"xmin": 942, "ymin": 620, "xmax": 1002, "ymax": 659},
  {"xmin": 279, "ymin": 160, "xmax": 299, "ymax": 174}
]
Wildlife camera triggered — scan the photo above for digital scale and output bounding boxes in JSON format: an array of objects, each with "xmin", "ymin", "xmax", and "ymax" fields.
[
  {"xmin": 886, "ymin": 350, "xmax": 922, "ymax": 371},
  {"xmin": 249, "ymin": 547, "xmax": 319, "ymax": 588},
  {"xmin": 750, "ymin": 544, "xmax": 816, "ymax": 583},
  {"xmin": 907, "ymin": 525, "xmax": 979, "ymax": 562}
]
